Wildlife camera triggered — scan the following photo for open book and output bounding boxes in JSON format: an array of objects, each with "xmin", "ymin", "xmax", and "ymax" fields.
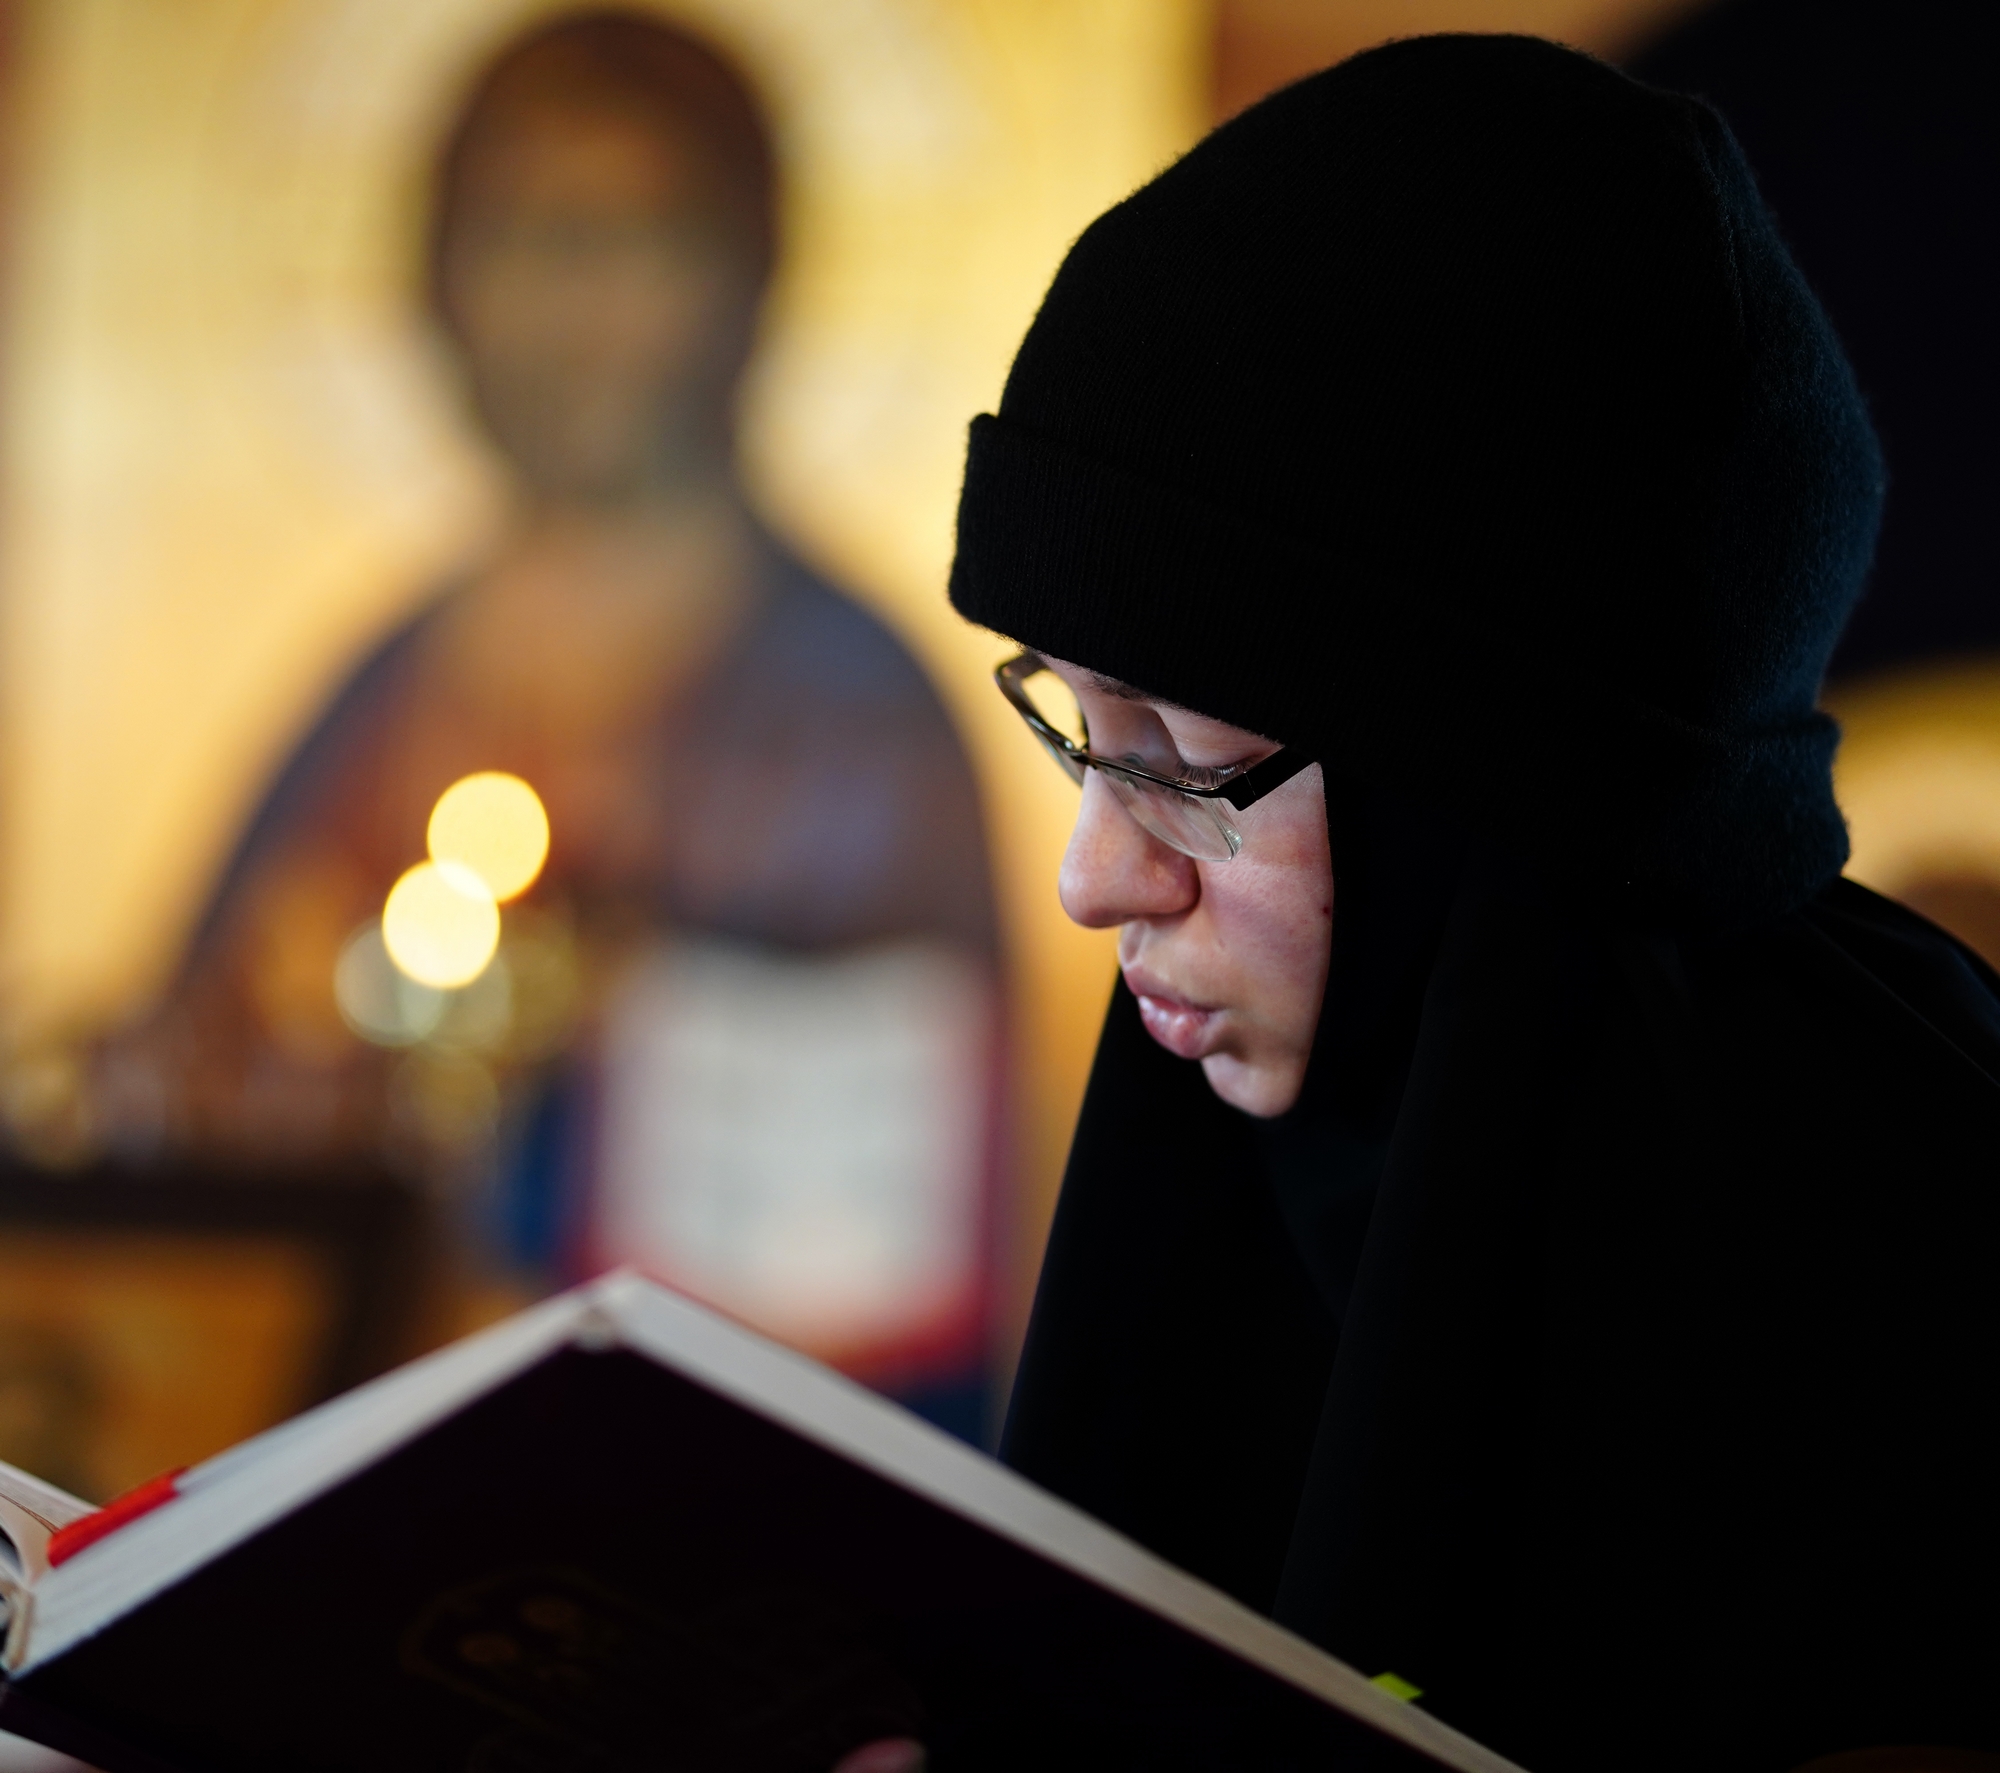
[{"xmin": 0, "ymin": 1273, "xmax": 1525, "ymax": 1773}]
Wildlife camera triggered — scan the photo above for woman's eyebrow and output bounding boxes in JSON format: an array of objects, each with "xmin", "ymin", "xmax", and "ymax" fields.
[
  {"xmin": 1083, "ymin": 670, "xmax": 1198, "ymax": 715},
  {"xmin": 1082, "ymin": 670, "xmax": 1277, "ymax": 747}
]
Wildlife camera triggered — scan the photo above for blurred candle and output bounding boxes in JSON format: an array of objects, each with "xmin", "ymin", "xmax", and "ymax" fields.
[
  {"xmin": 427, "ymin": 772, "xmax": 549, "ymax": 902},
  {"xmin": 382, "ymin": 860, "xmax": 500, "ymax": 989}
]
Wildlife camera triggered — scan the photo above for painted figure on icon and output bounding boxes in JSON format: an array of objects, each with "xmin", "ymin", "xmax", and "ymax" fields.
[{"xmin": 91, "ymin": 13, "xmax": 1000, "ymax": 1426}]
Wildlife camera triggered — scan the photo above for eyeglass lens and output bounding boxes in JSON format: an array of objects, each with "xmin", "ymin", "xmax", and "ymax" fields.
[
  {"xmin": 1015, "ymin": 668, "xmax": 1088, "ymax": 749},
  {"xmin": 1019, "ymin": 667, "xmax": 1241, "ymax": 862},
  {"xmin": 1100, "ymin": 766, "xmax": 1242, "ymax": 861}
]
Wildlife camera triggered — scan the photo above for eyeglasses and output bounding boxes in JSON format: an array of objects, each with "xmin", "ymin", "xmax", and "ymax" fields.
[{"xmin": 995, "ymin": 651, "xmax": 1312, "ymax": 862}]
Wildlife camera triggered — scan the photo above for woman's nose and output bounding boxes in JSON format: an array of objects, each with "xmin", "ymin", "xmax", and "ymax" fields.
[{"xmin": 1058, "ymin": 771, "xmax": 1200, "ymax": 929}]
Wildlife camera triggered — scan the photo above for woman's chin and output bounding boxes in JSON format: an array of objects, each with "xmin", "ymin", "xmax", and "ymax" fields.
[
  {"xmin": 1133, "ymin": 990, "xmax": 1310, "ymax": 1116},
  {"xmin": 1199, "ymin": 1051, "xmax": 1305, "ymax": 1119}
]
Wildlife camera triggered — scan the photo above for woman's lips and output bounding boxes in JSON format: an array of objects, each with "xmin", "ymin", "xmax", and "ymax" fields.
[{"xmin": 1129, "ymin": 976, "xmax": 1220, "ymax": 1061}]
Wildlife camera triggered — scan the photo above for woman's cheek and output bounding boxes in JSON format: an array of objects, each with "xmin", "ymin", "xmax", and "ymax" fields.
[
  {"xmin": 1253, "ymin": 859, "xmax": 1334, "ymax": 1044},
  {"xmin": 1198, "ymin": 874, "xmax": 1300, "ymax": 1039}
]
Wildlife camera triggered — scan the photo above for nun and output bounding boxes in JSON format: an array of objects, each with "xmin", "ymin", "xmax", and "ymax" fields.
[{"xmin": 950, "ymin": 34, "xmax": 2000, "ymax": 1773}]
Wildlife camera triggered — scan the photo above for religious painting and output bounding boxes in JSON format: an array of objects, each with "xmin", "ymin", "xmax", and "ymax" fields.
[
  {"xmin": 66, "ymin": 12, "xmax": 1002, "ymax": 1428},
  {"xmin": 0, "ymin": 1234, "xmax": 328, "ymax": 1503},
  {"xmin": 0, "ymin": 1168, "xmax": 424, "ymax": 1502}
]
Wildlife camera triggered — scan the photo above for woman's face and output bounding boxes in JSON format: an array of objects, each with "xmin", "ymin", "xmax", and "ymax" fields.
[{"xmin": 1045, "ymin": 658, "xmax": 1333, "ymax": 1118}]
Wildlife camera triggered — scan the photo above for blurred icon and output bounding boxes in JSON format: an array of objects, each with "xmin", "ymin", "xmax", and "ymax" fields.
[{"xmin": 52, "ymin": 13, "xmax": 1002, "ymax": 1438}]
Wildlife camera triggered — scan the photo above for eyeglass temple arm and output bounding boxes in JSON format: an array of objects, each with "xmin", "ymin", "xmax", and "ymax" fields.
[{"xmin": 1217, "ymin": 743, "xmax": 1313, "ymax": 808}]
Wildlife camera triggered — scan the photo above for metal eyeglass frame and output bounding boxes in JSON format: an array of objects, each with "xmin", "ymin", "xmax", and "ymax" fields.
[{"xmin": 994, "ymin": 650, "xmax": 1313, "ymax": 860}]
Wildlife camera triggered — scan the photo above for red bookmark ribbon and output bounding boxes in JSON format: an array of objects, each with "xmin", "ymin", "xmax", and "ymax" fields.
[{"xmin": 47, "ymin": 1469, "xmax": 186, "ymax": 1567}]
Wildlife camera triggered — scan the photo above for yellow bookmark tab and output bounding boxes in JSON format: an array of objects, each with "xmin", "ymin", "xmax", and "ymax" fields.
[{"xmin": 1370, "ymin": 1672, "xmax": 1424, "ymax": 1702}]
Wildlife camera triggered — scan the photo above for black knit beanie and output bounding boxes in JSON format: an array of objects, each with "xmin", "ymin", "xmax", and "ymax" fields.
[{"xmin": 949, "ymin": 34, "xmax": 1884, "ymax": 927}]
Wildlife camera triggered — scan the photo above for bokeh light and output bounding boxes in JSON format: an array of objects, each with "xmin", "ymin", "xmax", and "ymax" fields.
[
  {"xmin": 381, "ymin": 861, "xmax": 500, "ymax": 989},
  {"xmin": 427, "ymin": 772, "xmax": 548, "ymax": 903},
  {"xmin": 333, "ymin": 922, "xmax": 446, "ymax": 1047}
]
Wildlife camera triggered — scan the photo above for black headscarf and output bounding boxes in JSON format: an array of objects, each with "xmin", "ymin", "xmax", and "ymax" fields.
[{"xmin": 949, "ymin": 36, "xmax": 2000, "ymax": 1772}]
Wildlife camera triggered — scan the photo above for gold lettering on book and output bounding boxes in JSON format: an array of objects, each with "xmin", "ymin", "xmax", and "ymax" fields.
[{"xmin": 401, "ymin": 1564, "xmax": 920, "ymax": 1771}]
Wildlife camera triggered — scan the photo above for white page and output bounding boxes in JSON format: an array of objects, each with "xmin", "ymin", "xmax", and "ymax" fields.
[{"xmin": 0, "ymin": 1729, "xmax": 96, "ymax": 1772}]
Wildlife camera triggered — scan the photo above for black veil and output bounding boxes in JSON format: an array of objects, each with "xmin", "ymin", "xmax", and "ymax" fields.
[{"xmin": 950, "ymin": 34, "xmax": 2000, "ymax": 1769}]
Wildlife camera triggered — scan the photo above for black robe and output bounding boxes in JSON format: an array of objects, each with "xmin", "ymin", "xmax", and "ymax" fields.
[{"xmin": 1004, "ymin": 783, "xmax": 2000, "ymax": 1771}]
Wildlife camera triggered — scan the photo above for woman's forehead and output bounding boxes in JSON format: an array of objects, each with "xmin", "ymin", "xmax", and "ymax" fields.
[{"xmin": 1068, "ymin": 665, "xmax": 1267, "ymax": 748}]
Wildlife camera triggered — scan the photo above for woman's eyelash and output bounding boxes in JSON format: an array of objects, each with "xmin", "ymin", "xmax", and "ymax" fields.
[{"xmin": 1175, "ymin": 758, "xmax": 1255, "ymax": 790}]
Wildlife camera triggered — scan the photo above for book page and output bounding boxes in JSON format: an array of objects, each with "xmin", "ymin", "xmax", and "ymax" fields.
[
  {"xmin": 0, "ymin": 1728, "xmax": 96, "ymax": 1771},
  {"xmin": 0, "ymin": 1462, "xmax": 92, "ymax": 1583}
]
